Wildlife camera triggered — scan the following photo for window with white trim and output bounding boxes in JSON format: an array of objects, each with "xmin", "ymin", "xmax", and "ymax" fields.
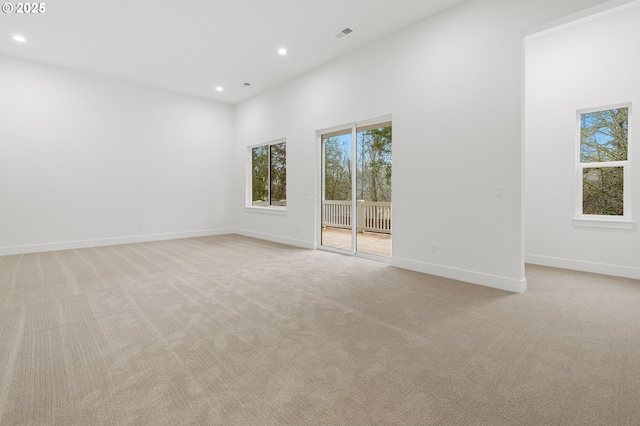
[
  {"xmin": 577, "ymin": 105, "xmax": 630, "ymax": 219},
  {"xmin": 250, "ymin": 140, "xmax": 286, "ymax": 207}
]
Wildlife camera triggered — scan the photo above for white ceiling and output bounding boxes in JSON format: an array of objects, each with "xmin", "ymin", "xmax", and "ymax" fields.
[{"xmin": 0, "ymin": 0, "xmax": 465, "ymax": 104}]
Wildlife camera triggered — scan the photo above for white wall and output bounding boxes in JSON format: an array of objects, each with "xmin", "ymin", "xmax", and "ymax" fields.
[
  {"xmin": 0, "ymin": 55, "xmax": 235, "ymax": 255},
  {"xmin": 525, "ymin": 2, "xmax": 640, "ymax": 279},
  {"xmin": 233, "ymin": 0, "xmax": 611, "ymax": 293}
]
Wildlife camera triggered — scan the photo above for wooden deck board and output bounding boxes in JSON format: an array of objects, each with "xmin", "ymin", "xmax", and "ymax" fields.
[{"xmin": 321, "ymin": 227, "xmax": 391, "ymax": 257}]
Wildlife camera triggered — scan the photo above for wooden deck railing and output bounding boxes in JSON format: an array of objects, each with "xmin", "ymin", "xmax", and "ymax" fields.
[{"xmin": 322, "ymin": 200, "xmax": 391, "ymax": 234}]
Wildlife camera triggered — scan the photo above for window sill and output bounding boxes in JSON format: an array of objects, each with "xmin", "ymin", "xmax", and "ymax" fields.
[
  {"xmin": 572, "ymin": 217, "xmax": 635, "ymax": 230},
  {"xmin": 245, "ymin": 206, "xmax": 288, "ymax": 215}
]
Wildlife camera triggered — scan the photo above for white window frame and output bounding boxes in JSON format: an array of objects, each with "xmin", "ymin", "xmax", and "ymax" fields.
[
  {"xmin": 246, "ymin": 138, "xmax": 287, "ymax": 212},
  {"xmin": 573, "ymin": 103, "xmax": 634, "ymax": 229}
]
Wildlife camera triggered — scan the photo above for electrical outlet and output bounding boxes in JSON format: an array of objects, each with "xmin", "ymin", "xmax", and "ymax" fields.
[
  {"xmin": 495, "ymin": 187, "xmax": 503, "ymax": 198},
  {"xmin": 432, "ymin": 243, "xmax": 438, "ymax": 253},
  {"xmin": 118, "ymin": 224, "xmax": 122, "ymax": 231}
]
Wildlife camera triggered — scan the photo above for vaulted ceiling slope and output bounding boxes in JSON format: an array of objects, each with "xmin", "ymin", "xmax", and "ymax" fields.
[{"xmin": 0, "ymin": 0, "xmax": 465, "ymax": 104}]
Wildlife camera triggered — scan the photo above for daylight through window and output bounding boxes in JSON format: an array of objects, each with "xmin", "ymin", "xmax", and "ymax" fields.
[
  {"xmin": 251, "ymin": 141, "xmax": 286, "ymax": 207},
  {"xmin": 578, "ymin": 106, "xmax": 629, "ymax": 217}
]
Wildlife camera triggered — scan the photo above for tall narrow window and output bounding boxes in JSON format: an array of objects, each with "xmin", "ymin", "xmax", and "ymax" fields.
[
  {"xmin": 578, "ymin": 105, "xmax": 630, "ymax": 218},
  {"xmin": 251, "ymin": 141, "xmax": 286, "ymax": 207}
]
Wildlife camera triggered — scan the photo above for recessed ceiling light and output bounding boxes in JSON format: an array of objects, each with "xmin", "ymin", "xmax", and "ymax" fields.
[
  {"xmin": 278, "ymin": 48, "xmax": 287, "ymax": 55},
  {"xmin": 216, "ymin": 86, "xmax": 223, "ymax": 92},
  {"xmin": 13, "ymin": 35, "xmax": 27, "ymax": 43}
]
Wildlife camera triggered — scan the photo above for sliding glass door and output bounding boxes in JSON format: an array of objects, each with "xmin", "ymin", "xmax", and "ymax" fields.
[
  {"xmin": 321, "ymin": 128, "xmax": 354, "ymax": 252},
  {"xmin": 321, "ymin": 120, "xmax": 392, "ymax": 257}
]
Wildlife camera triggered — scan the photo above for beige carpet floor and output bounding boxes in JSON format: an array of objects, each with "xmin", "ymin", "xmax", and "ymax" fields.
[{"xmin": 0, "ymin": 234, "xmax": 639, "ymax": 425}]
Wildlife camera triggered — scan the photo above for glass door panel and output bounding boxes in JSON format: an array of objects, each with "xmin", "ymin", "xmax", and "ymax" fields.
[
  {"xmin": 355, "ymin": 122, "xmax": 392, "ymax": 256},
  {"xmin": 321, "ymin": 129, "xmax": 354, "ymax": 252}
]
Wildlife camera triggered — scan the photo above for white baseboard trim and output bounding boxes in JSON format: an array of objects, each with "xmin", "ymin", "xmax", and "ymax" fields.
[
  {"xmin": 233, "ymin": 231, "xmax": 526, "ymax": 292},
  {"xmin": 525, "ymin": 254, "xmax": 640, "ymax": 280},
  {"xmin": 234, "ymin": 229, "xmax": 315, "ymax": 250},
  {"xmin": 391, "ymin": 257, "xmax": 527, "ymax": 294},
  {"xmin": 1, "ymin": 228, "xmax": 532, "ymax": 293},
  {"xmin": 0, "ymin": 228, "xmax": 234, "ymax": 256}
]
